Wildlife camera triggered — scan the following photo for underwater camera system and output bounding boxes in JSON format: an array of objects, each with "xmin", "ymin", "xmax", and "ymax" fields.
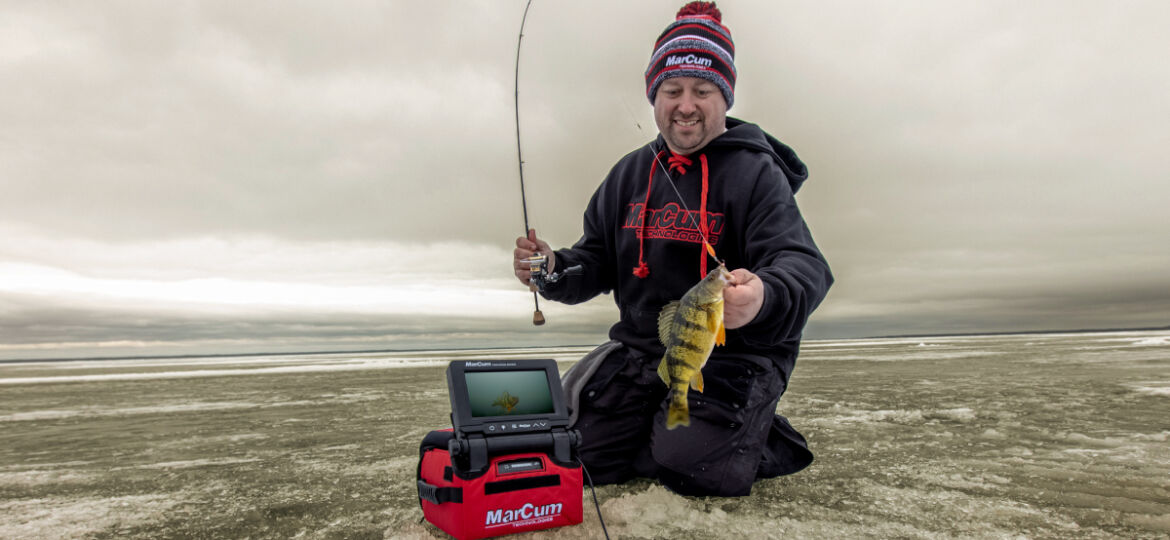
[
  {"xmin": 446, "ymin": 359, "xmax": 577, "ymax": 476},
  {"xmin": 418, "ymin": 359, "xmax": 586, "ymax": 540}
]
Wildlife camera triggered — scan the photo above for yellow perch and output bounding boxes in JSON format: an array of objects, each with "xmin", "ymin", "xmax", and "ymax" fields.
[
  {"xmin": 492, "ymin": 391, "xmax": 519, "ymax": 414},
  {"xmin": 656, "ymin": 264, "xmax": 734, "ymax": 429}
]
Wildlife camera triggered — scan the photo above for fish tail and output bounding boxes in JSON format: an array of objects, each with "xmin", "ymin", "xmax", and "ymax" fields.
[{"xmin": 664, "ymin": 389, "xmax": 691, "ymax": 430}]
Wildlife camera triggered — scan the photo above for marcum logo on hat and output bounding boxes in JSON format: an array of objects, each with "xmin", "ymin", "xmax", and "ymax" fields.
[
  {"xmin": 485, "ymin": 502, "xmax": 564, "ymax": 529},
  {"xmin": 665, "ymin": 54, "xmax": 713, "ymax": 68}
]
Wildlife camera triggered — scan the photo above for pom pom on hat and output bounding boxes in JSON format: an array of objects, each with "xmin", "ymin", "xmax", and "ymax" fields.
[
  {"xmin": 676, "ymin": 1, "xmax": 721, "ymax": 21},
  {"xmin": 645, "ymin": 1, "xmax": 736, "ymax": 108}
]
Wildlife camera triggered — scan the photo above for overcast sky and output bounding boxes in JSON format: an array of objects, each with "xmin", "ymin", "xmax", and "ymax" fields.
[{"xmin": 2, "ymin": 1, "xmax": 1168, "ymax": 360}]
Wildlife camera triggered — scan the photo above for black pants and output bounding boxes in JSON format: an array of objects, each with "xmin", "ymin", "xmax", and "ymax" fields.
[{"xmin": 574, "ymin": 347, "xmax": 812, "ymax": 497}]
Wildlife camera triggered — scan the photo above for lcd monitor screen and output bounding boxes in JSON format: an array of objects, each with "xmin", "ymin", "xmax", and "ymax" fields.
[{"xmin": 464, "ymin": 370, "xmax": 555, "ymax": 418}]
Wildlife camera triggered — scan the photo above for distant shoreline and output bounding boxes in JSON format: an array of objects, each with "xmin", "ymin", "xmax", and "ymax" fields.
[
  {"xmin": 3, "ymin": 325, "xmax": 1168, "ymax": 365},
  {"xmin": 0, "ymin": 344, "xmax": 598, "ymax": 365},
  {"xmin": 865, "ymin": 325, "xmax": 1170, "ymax": 340}
]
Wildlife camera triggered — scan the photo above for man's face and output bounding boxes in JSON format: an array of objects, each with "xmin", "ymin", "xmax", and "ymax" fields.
[{"xmin": 653, "ymin": 76, "xmax": 728, "ymax": 155}]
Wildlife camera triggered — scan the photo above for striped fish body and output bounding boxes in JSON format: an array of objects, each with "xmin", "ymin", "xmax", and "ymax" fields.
[
  {"xmin": 656, "ymin": 265, "xmax": 733, "ymax": 429},
  {"xmin": 492, "ymin": 392, "xmax": 519, "ymax": 413}
]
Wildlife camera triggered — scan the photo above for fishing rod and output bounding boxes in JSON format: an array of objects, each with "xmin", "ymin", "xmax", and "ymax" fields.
[
  {"xmin": 514, "ymin": 1, "xmax": 581, "ymax": 325},
  {"xmin": 514, "ymin": 0, "xmax": 544, "ymax": 326}
]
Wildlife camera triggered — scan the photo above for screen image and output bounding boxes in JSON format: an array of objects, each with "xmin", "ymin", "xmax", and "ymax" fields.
[{"xmin": 465, "ymin": 370, "xmax": 555, "ymax": 418}]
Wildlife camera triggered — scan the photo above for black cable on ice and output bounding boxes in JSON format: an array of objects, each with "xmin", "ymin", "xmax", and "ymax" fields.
[{"xmin": 579, "ymin": 460, "xmax": 611, "ymax": 540}]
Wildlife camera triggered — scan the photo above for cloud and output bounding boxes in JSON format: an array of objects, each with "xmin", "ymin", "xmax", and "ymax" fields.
[
  {"xmin": 0, "ymin": 226, "xmax": 617, "ymax": 359},
  {"xmin": 2, "ymin": 1, "xmax": 1169, "ymax": 358}
]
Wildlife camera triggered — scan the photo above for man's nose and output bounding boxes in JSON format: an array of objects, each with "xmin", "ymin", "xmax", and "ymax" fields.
[{"xmin": 677, "ymin": 93, "xmax": 698, "ymax": 113}]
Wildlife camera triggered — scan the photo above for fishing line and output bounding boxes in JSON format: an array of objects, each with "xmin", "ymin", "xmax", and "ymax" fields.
[
  {"xmin": 621, "ymin": 97, "xmax": 718, "ymax": 263},
  {"xmin": 643, "ymin": 130, "xmax": 722, "ymax": 264},
  {"xmin": 653, "ymin": 148, "xmax": 708, "ymax": 242}
]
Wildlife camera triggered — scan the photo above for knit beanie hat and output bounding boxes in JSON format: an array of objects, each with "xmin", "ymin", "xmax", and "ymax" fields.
[{"xmin": 644, "ymin": 2, "xmax": 736, "ymax": 109}]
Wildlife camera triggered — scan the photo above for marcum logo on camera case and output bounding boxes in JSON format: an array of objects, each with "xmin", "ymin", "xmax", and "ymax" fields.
[{"xmin": 485, "ymin": 501, "xmax": 564, "ymax": 527}]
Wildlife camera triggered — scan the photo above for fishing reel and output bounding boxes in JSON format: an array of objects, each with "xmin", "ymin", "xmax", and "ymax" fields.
[
  {"xmin": 522, "ymin": 255, "xmax": 582, "ymax": 326},
  {"xmin": 524, "ymin": 255, "xmax": 582, "ymax": 293},
  {"xmin": 521, "ymin": 253, "xmax": 580, "ymax": 324}
]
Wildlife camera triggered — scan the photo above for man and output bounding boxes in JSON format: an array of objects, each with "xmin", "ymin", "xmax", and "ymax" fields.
[{"xmin": 512, "ymin": 1, "xmax": 832, "ymax": 497}]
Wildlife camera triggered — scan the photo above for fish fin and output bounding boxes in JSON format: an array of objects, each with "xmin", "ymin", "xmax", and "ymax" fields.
[
  {"xmin": 656, "ymin": 355, "xmax": 670, "ymax": 385},
  {"xmin": 705, "ymin": 304, "xmax": 726, "ymax": 346},
  {"xmin": 657, "ymin": 301, "xmax": 680, "ymax": 346},
  {"xmin": 690, "ymin": 370, "xmax": 705, "ymax": 393}
]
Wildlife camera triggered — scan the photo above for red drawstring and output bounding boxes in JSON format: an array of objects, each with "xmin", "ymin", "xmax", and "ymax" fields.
[
  {"xmin": 698, "ymin": 154, "xmax": 709, "ymax": 278},
  {"xmin": 667, "ymin": 154, "xmax": 692, "ymax": 175},
  {"xmin": 633, "ymin": 151, "xmax": 711, "ymax": 280},
  {"xmin": 633, "ymin": 150, "xmax": 667, "ymax": 278}
]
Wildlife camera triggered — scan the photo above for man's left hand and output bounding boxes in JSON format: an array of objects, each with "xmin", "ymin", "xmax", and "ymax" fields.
[{"xmin": 724, "ymin": 268, "xmax": 765, "ymax": 329}]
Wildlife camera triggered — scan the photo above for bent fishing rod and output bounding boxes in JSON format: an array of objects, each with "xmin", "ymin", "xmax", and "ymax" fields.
[
  {"xmin": 514, "ymin": 0, "xmax": 581, "ymax": 326},
  {"xmin": 514, "ymin": 0, "xmax": 543, "ymax": 326}
]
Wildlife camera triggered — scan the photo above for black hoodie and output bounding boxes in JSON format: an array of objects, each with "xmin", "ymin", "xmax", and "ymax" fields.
[{"xmin": 543, "ymin": 117, "xmax": 832, "ymax": 380}]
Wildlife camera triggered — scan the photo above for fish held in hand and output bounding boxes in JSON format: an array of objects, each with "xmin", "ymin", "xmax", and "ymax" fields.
[{"xmin": 656, "ymin": 264, "xmax": 734, "ymax": 429}]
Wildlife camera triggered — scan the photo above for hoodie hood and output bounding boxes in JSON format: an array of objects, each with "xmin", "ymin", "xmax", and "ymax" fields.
[{"xmin": 656, "ymin": 116, "xmax": 809, "ymax": 193}]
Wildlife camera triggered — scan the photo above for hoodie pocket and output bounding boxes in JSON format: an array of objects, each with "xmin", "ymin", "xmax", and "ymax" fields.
[
  {"xmin": 581, "ymin": 353, "xmax": 664, "ymax": 416},
  {"xmin": 650, "ymin": 358, "xmax": 782, "ymax": 494},
  {"xmin": 686, "ymin": 357, "xmax": 762, "ymax": 425}
]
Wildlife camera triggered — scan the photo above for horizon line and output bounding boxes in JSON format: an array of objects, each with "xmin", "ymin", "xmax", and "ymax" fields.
[{"xmin": 3, "ymin": 325, "xmax": 1168, "ymax": 365}]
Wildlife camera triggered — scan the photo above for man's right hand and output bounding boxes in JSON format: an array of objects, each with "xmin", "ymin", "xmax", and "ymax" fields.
[{"xmin": 513, "ymin": 229, "xmax": 555, "ymax": 287}]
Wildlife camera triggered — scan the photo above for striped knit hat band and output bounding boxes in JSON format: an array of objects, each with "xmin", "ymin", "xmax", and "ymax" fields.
[{"xmin": 645, "ymin": 2, "xmax": 736, "ymax": 109}]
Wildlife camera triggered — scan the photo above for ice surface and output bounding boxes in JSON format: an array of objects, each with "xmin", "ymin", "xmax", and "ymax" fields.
[
  {"xmin": 1133, "ymin": 337, "xmax": 1170, "ymax": 346},
  {"xmin": 1127, "ymin": 382, "xmax": 1170, "ymax": 397},
  {"xmin": 1, "ymin": 331, "xmax": 1168, "ymax": 538},
  {"xmin": 0, "ymin": 393, "xmax": 382, "ymax": 423},
  {"xmin": 120, "ymin": 458, "xmax": 262, "ymax": 470},
  {"xmin": 0, "ymin": 495, "xmax": 179, "ymax": 539}
]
